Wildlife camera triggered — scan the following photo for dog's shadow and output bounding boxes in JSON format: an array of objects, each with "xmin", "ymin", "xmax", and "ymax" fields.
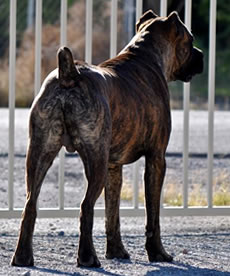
[
  {"xmin": 30, "ymin": 265, "xmax": 124, "ymax": 276},
  {"xmin": 142, "ymin": 262, "xmax": 230, "ymax": 276},
  {"xmin": 30, "ymin": 266, "xmax": 78, "ymax": 276},
  {"xmin": 29, "ymin": 260, "xmax": 230, "ymax": 276}
]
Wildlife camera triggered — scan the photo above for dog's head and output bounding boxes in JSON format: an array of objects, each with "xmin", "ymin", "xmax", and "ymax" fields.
[{"xmin": 136, "ymin": 10, "xmax": 203, "ymax": 82}]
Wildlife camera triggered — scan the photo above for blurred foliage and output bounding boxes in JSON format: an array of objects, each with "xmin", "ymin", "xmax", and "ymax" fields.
[
  {"xmin": 0, "ymin": 0, "xmax": 9, "ymax": 57},
  {"xmin": 192, "ymin": 0, "xmax": 230, "ymax": 104},
  {"xmin": 0, "ymin": 0, "xmax": 229, "ymax": 108},
  {"xmin": 166, "ymin": 0, "xmax": 230, "ymax": 108}
]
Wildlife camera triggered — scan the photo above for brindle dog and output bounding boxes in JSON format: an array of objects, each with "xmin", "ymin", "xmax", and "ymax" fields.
[{"xmin": 12, "ymin": 11, "xmax": 203, "ymax": 268}]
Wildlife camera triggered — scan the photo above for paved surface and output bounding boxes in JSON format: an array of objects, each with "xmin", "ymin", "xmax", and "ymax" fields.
[
  {"xmin": 1, "ymin": 216, "xmax": 230, "ymax": 275},
  {"xmin": 0, "ymin": 109, "xmax": 230, "ymax": 210},
  {"xmin": 170, "ymin": 110, "xmax": 230, "ymax": 154}
]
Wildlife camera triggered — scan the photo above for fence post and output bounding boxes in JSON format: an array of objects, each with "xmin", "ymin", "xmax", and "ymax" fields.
[
  {"xmin": 8, "ymin": 0, "xmax": 17, "ymax": 211},
  {"xmin": 136, "ymin": 0, "xmax": 143, "ymax": 20},
  {"xmin": 85, "ymin": 0, "xmax": 93, "ymax": 64},
  {"xmin": 131, "ymin": 0, "xmax": 143, "ymax": 209},
  {"xmin": 34, "ymin": 0, "xmax": 42, "ymax": 96},
  {"xmin": 207, "ymin": 0, "xmax": 216, "ymax": 208},
  {"xmin": 160, "ymin": 0, "xmax": 167, "ymax": 17},
  {"xmin": 58, "ymin": 0, "xmax": 68, "ymax": 211},
  {"xmin": 182, "ymin": 0, "xmax": 192, "ymax": 209},
  {"xmin": 110, "ymin": 0, "xmax": 118, "ymax": 58},
  {"xmin": 160, "ymin": 0, "xmax": 167, "ymax": 208}
]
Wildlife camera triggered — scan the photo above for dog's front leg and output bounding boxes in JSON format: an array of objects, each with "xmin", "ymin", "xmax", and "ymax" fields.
[
  {"xmin": 105, "ymin": 164, "xmax": 129, "ymax": 259},
  {"xmin": 144, "ymin": 153, "xmax": 173, "ymax": 262}
]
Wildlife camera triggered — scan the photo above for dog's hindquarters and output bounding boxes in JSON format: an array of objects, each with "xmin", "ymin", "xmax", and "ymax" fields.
[
  {"xmin": 12, "ymin": 46, "xmax": 112, "ymax": 267},
  {"xmin": 58, "ymin": 47, "xmax": 113, "ymax": 267},
  {"xmin": 60, "ymin": 82, "xmax": 112, "ymax": 267}
]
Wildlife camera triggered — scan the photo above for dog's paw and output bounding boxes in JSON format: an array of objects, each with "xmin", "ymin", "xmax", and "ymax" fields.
[
  {"xmin": 148, "ymin": 251, "xmax": 173, "ymax": 262},
  {"xmin": 11, "ymin": 254, "xmax": 34, "ymax": 267},
  {"xmin": 106, "ymin": 244, "xmax": 130, "ymax": 260},
  {"xmin": 77, "ymin": 255, "xmax": 101, "ymax": 268},
  {"xmin": 146, "ymin": 238, "xmax": 173, "ymax": 263}
]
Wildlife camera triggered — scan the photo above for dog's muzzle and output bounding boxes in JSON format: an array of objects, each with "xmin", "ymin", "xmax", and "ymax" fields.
[
  {"xmin": 192, "ymin": 47, "xmax": 204, "ymax": 74},
  {"xmin": 175, "ymin": 47, "xmax": 204, "ymax": 82}
]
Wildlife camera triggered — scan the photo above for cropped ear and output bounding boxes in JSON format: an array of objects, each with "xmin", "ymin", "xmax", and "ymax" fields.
[
  {"xmin": 166, "ymin": 11, "xmax": 184, "ymax": 39},
  {"xmin": 136, "ymin": 10, "xmax": 158, "ymax": 32},
  {"xmin": 167, "ymin": 11, "xmax": 180, "ymax": 23}
]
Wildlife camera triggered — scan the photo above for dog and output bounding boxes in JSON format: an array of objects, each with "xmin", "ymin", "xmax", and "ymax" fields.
[{"xmin": 11, "ymin": 10, "xmax": 203, "ymax": 268}]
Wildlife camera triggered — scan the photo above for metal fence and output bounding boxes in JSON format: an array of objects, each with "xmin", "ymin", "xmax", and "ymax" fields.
[{"xmin": 1, "ymin": 0, "xmax": 230, "ymax": 219}]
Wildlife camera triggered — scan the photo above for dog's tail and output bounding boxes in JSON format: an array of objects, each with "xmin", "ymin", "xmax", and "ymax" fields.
[{"xmin": 57, "ymin": 46, "xmax": 80, "ymax": 88}]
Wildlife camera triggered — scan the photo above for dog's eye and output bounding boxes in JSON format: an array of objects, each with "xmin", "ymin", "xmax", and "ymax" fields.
[{"xmin": 179, "ymin": 48, "xmax": 188, "ymax": 56}]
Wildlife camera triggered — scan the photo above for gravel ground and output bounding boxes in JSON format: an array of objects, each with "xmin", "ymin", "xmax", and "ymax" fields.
[
  {"xmin": 0, "ymin": 109, "xmax": 230, "ymax": 275},
  {"xmin": 1, "ymin": 216, "xmax": 230, "ymax": 275}
]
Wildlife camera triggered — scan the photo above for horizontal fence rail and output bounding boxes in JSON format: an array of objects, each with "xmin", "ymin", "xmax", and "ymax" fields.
[{"xmin": 1, "ymin": 0, "xmax": 229, "ymax": 219}]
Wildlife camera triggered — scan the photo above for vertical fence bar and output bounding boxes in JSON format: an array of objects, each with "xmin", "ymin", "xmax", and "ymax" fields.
[
  {"xmin": 60, "ymin": 0, "xmax": 67, "ymax": 46},
  {"xmin": 85, "ymin": 0, "xmax": 92, "ymax": 64},
  {"xmin": 207, "ymin": 0, "xmax": 216, "ymax": 208},
  {"xmin": 160, "ymin": 0, "xmax": 167, "ymax": 17},
  {"xmin": 136, "ymin": 0, "xmax": 143, "ymax": 21},
  {"xmin": 34, "ymin": 0, "xmax": 42, "ymax": 96},
  {"xmin": 183, "ymin": 0, "xmax": 192, "ymax": 209},
  {"xmin": 34, "ymin": 0, "xmax": 42, "ymax": 210},
  {"xmin": 58, "ymin": 0, "xmax": 68, "ymax": 210},
  {"xmin": 160, "ymin": 0, "xmax": 168, "ymax": 208},
  {"xmin": 8, "ymin": 0, "xmax": 17, "ymax": 211},
  {"xmin": 132, "ymin": 0, "xmax": 143, "ymax": 209},
  {"xmin": 84, "ymin": 0, "xmax": 93, "ymax": 192},
  {"xmin": 110, "ymin": 0, "xmax": 118, "ymax": 58}
]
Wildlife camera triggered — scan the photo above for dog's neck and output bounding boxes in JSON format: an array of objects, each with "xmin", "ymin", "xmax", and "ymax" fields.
[
  {"xmin": 117, "ymin": 31, "xmax": 173, "ymax": 82},
  {"xmin": 99, "ymin": 32, "xmax": 170, "ymax": 105}
]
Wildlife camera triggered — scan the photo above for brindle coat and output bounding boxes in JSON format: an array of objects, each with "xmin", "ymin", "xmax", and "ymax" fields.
[{"xmin": 12, "ymin": 11, "xmax": 203, "ymax": 268}]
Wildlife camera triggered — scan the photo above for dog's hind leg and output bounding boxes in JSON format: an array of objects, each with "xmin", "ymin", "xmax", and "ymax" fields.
[
  {"xmin": 105, "ymin": 164, "xmax": 129, "ymax": 259},
  {"xmin": 11, "ymin": 124, "xmax": 62, "ymax": 267},
  {"xmin": 144, "ymin": 152, "xmax": 173, "ymax": 262},
  {"xmin": 77, "ymin": 147, "xmax": 109, "ymax": 268}
]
